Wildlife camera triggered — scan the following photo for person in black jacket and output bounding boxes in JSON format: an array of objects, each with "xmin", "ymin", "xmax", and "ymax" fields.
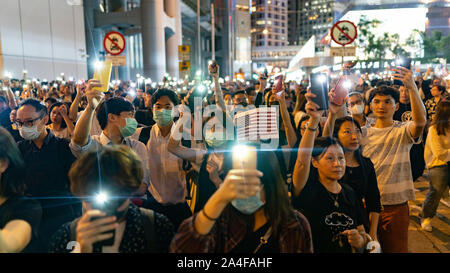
[{"xmin": 14, "ymin": 99, "xmax": 81, "ymax": 252}]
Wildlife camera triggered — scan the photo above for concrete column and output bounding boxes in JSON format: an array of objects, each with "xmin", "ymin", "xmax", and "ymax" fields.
[
  {"xmin": 141, "ymin": 0, "xmax": 166, "ymax": 81},
  {"xmin": 164, "ymin": 0, "xmax": 181, "ymax": 79},
  {"xmin": 83, "ymin": 0, "xmax": 102, "ymax": 78}
]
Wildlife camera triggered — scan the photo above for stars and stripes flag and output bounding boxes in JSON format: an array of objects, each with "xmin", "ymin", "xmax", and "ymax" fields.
[{"xmin": 235, "ymin": 107, "xmax": 279, "ymax": 142}]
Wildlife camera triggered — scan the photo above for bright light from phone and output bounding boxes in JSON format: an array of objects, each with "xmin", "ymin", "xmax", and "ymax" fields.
[
  {"xmin": 136, "ymin": 74, "xmax": 141, "ymax": 78},
  {"xmin": 343, "ymin": 80, "xmax": 352, "ymax": 90},
  {"xmin": 396, "ymin": 58, "xmax": 403, "ymax": 66},
  {"xmin": 23, "ymin": 70, "xmax": 28, "ymax": 74},
  {"xmin": 69, "ymin": 77, "xmax": 74, "ymax": 81},
  {"xmin": 233, "ymin": 145, "xmax": 252, "ymax": 161},
  {"xmin": 225, "ymin": 76, "xmax": 230, "ymax": 82},
  {"xmin": 318, "ymin": 75, "xmax": 327, "ymax": 83},
  {"xmin": 198, "ymin": 85, "xmax": 206, "ymax": 93},
  {"xmin": 43, "ymin": 85, "xmax": 48, "ymax": 90},
  {"xmin": 94, "ymin": 61, "xmax": 103, "ymax": 70},
  {"xmin": 95, "ymin": 192, "xmax": 108, "ymax": 205},
  {"xmin": 23, "ymin": 84, "xmax": 28, "ymax": 88},
  {"xmin": 130, "ymin": 82, "xmax": 136, "ymax": 88},
  {"xmin": 128, "ymin": 90, "xmax": 136, "ymax": 97},
  {"xmin": 4, "ymin": 71, "xmax": 12, "ymax": 78},
  {"xmin": 196, "ymin": 70, "xmax": 202, "ymax": 76}
]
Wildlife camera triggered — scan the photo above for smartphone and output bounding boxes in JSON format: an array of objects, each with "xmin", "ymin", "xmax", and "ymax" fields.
[
  {"xmin": 260, "ymin": 69, "xmax": 268, "ymax": 80},
  {"xmin": 93, "ymin": 61, "xmax": 112, "ymax": 93},
  {"xmin": 233, "ymin": 145, "xmax": 257, "ymax": 169},
  {"xmin": 309, "ymin": 73, "xmax": 329, "ymax": 110},
  {"xmin": 209, "ymin": 60, "xmax": 218, "ymax": 74},
  {"xmin": 91, "ymin": 214, "xmax": 115, "ymax": 248},
  {"xmin": 332, "ymin": 76, "xmax": 350, "ymax": 105},
  {"xmin": 275, "ymin": 75, "xmax": 284, "ymax": 92}
]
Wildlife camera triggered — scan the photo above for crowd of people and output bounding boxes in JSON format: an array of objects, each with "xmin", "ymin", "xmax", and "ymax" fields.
[{"xmin": 0, "ymin": 60, "xmax": 448, "ymax": 253}]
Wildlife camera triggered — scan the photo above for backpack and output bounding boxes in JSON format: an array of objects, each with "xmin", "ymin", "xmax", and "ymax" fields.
[{"xmin": 69, "ymin": 207, "xmax": 156, "ymax": 252}]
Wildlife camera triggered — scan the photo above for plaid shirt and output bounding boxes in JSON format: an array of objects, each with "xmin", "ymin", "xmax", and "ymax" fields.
[{"xmin": 170, "ymin": 206, "xmax": 313, "ymax": 253}]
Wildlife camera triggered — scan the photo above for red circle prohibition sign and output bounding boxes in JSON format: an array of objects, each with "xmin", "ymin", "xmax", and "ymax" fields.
[
  {"xmin": 103, "ymin": 31, "xmax": 126, "ymax": 55},
  {"xmin": 331, "ymin": 20, "xmax": 357, "ymax": 46}
]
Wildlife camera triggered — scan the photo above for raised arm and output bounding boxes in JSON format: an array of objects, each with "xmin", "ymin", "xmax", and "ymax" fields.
[
  {"xmin": 275, "ymin": 89, "xmax": 297, "ymax": 148},
  {"xmin": 393, "ymin": 67, "xmax": 426, "ymax": 138},
  {"xmin": 292, "ymin": 93, "xmax": 323, "ymax": 197},
  {"xmin": 69, "ymin": 84, "xmax": 84, "ymax": 122},
  {"xmin": 72, "ymin": 80, "xmax": 104, "ymax": 146}
]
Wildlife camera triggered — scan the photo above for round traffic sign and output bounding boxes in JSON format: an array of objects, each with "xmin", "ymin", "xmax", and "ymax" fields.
[
  {"xmin": 331, "ymin": 20, "xmax": 357, "ymax": 46},
  {"xmin": 103, "ymin": 31, "xmax": 126, "ymax": 56}
]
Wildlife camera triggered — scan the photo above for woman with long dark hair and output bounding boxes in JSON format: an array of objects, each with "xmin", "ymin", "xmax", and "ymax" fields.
[
  {"xmin": 323, "ymin": 116, "xmax": 381, "ymax": 242},
  {"xmin": 47, "ymin": 102, "xmax": 74, "ymax": 139},
  {"xmin": 170, "ymin": 148, "xmax": 313, "ymax": 253},
  {"xmin": 0, "ymin": 127, "xmax": 42, "ymax": 252},
  {"xmin": 421, "ymin": 99, "xmax": 450, "ymax": 232}
]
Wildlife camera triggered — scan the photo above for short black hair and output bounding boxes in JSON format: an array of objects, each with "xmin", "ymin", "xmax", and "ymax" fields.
[
  {"xmin": 151, "ymin": 88, "xmax": 179, "ymax": 106},
  {"xmin": 311, "ymin": 137, "xmax": 343, "ymax": 159},
  {"xmin": 19, "ymin": 98, "xmax": 48, "ymax": 117},
  {"xmin": 97, "ymin": 97, "xmax": 135, "ymax": 130},
  {"xmin": 368, "ymin": 85, "xmax": 400, "ymax": 104},
  {"xmin": 44, "ymin": 97, "xmax": 58, "ymax": 105},
  {"xmin": 145, "ymin": 88, "xmax": 157, "ymax": 96},
  {"xmin": 232, "ymin": 89, "xmax": 247, "ymax": 98}
]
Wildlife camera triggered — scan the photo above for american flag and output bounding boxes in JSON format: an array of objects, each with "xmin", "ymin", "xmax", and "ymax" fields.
[{"xmin": 235, "ymin": 107, "xmax": 279, "ymax": 142}]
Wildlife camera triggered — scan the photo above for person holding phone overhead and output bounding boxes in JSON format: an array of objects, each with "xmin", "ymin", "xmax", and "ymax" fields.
[
  {"xmin": 170, "ymin": 146, "xmax": 313, "ymax": 253},
  {"xmin": 49, "ymin": 145, "xmax": 175, "ymax": 253},
  {"xmin": 359, "ymin": 66, "xmax": 426, "ymax": 253},
  {"xmin": 291, "ymin": 90, "xmax": 372, "ymax": 253}
]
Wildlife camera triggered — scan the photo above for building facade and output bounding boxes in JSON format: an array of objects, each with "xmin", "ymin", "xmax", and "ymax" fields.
[{"xmin": 0, "ymin": 0, "xmax": 87, "ymax": 80}]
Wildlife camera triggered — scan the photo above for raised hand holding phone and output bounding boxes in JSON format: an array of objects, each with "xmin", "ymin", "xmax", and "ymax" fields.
[{"xmin": 93, "ymin": 61, "xmax": 112, "ymax": 93}]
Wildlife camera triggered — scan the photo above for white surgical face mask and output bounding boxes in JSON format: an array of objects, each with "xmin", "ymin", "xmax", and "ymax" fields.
[
  {"xmin": 350, "ymin": 104, "xmax": 364, "ymax": 115},
  {"xmin": 19, "ymin": 124, "xmax": 41, "ymax": 140}
]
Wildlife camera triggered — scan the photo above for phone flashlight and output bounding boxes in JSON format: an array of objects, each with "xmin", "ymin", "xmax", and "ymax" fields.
[{"xmin": 343, "ymin": 80, "xmax": 352, "ymax": 90}]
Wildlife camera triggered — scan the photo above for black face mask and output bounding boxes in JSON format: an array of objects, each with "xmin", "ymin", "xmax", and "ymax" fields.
[{"xmin": 238, "ymin": 102, "xmax": 248, "ymax": 107}]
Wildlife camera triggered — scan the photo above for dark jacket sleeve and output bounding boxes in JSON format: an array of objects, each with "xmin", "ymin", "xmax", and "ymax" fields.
[
  {"xmin": 48, "ymin": 223, "xmax": 72, "ymax": 253},
  {"xmin": 169, "ymin": 213, "xmax": 217, "ymax": 253},
  {"xmin": 363, "ymin": 157, "xmax": 382, "ymax": 213},
  {"xmin": 254, "ymin": 91, "xmax": 264, "ymax": 107},
  {"xmin": 154, "ymin": 212, "xmax": 176, "ymax": 252}
]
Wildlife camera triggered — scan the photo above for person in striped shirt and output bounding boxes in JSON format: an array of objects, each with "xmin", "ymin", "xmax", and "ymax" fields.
[{"xmin": 360, "ymin": 67, "xmax": 426, "ymax": 253}]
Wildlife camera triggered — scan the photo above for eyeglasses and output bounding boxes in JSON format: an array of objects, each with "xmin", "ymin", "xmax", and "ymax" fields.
[{"xmin": 14, "ymin": 116, "xmax": 42, "ymax": 128}]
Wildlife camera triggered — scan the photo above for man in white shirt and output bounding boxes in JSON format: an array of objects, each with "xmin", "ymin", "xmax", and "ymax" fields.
[
  {"xmin": 360, "ymin": 67, "xmax": 427, "ymax": 253},
  {"xmin": 145, "ymin": 88, "xmax": 194, "ymax": 229},
  {"xmin": 70, "ymin": 80, "xmax": 149, "ymax": 196}
]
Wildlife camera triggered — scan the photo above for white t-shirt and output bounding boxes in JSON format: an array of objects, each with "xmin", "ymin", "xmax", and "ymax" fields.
[{"xmin": 361, "ymin": 121, "xmax": 421, "ymax": 205}]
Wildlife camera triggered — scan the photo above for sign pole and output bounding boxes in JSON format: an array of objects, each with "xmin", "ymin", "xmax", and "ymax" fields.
[
  {"xmin": 211, "ymin": 2, "xmax": 215, "ymax": 60},
  {"xmin": 342, "ymin": 45, "xmax": 345, "ymax": 69},
  {"xmin": 115, "ymin": 66, "xmax": 119, "ymax": 81}
]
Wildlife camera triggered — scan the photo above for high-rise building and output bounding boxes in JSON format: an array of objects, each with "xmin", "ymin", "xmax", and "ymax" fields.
[
  {"xmin": 251, "ymin": 0, "xmax": 288, "ymax": 48},
  {"xmin": 296, "ymin": 0, "xmax": 335, "ymax": 47}
]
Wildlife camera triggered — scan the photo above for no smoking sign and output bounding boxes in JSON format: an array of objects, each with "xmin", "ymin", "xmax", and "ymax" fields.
[
  {"xmin": 331, "ymin": 20, "xmax": 357, "ymax": 46},
  {"xmin": 103, "ymin": 31, "xmax": 126, "ymax": 55}
]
